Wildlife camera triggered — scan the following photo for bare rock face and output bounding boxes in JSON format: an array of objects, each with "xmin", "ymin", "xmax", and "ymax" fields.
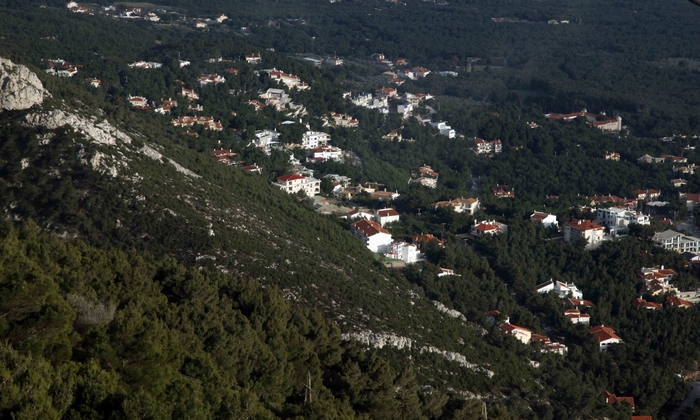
[{"xmin": 0, "ymin": 57, "xmax": 47, "ymax": 111}]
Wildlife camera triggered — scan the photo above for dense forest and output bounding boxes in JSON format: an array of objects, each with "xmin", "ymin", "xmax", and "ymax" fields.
[{"xmin": 3, "ymin": 0, "xmax": 700, "ymax": 418}]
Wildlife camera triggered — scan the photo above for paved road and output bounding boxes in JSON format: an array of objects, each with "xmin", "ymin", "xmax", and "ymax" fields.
[{"xmin": 669, "ymin": 382, "xmax": 700, "ymax": 420}]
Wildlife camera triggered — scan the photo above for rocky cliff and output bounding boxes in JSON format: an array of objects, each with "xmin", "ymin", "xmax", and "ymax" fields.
[{"xmin": 0, "ymin": 57, "xmax": 47, "ymax": 111}]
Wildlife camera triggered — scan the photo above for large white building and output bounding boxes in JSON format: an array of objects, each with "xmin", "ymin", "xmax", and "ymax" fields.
[
  {"xmin": 301, "ymin": 131, "xmax": 332, "ymax": 149},
  {"xmin": 351, "ymin": 220, "xmax": 393, "ymax": 253},
  {"xmin": 530, "ymin": 211, "xmax": 559, "ymax": 229},
  {"xmin": 564, "ymin": 219, "xmax": 605, "ymax": 248},
  {"xmin": 375, "ymin": 208, "xmax": 400, "ymax": 227},
  {"xmin": 588, "ymin": 325, "xmax": 623, "ymax": 352},
  {"xmin": 653, "ymin": 230, "xmax": 700, "ymax": 253},
  {"xmin": 253, "ymin": 130, "xmax": 280, "ymax": 154},
  {"xmin": 536, "ymin": 280, "xmax": 583, "ymax": 300},
  {"xmin": 384, "ymin": 241, "xmax": 421, "ymax": 264},
  {"xmin": 431, "ymin": 121, "xmax": 455, "ymax": 138},
  {"xmin": 596, "ymin": 207, "xmax": 650, "ymax": 237},
  {"xmin": 272, "ymin": 174, "xmax": 321, "ymax": 197}
]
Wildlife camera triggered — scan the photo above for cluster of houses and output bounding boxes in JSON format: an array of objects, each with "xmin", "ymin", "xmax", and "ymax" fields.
[
  {"xmin": 409, "ymin": 165, "xmax": 439, "ymax": 188},
  {"xmin": 171, "ymin": 115, "xmax": 223, "ymax": 131},
  {"xmin": 263, "ymin": 69, "xmax": 310, "ymax": 90},
  {"xmin": 44, "ymin": 59, "xmax": 79, "ymax": 77},
  {"xmin": 256, "ymin": 88, "xmax": 307, "ymax": 117},
  {"xmin": 545, "ymin": 110, "xmax": 623, "ymax": 132},
  {"xmin": 348, "ymin": 215, "xmax": 442, "ymax": 264},
  {"xmin": 128, "ymin": 61, "xmax": 163, "ymax": 69}
]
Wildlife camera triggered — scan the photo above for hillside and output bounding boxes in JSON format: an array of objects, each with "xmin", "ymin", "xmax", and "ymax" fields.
[{"xmin": 4, "ymin": 1, "xmax": 700, "ymax": 419}]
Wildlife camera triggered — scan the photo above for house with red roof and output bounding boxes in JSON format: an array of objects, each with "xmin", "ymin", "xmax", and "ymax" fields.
[
  {"xmin": 564, "ymin": 219, "xmax": 605, "ymax": 249},
  {"xmin": 589, "ymin": 325, "xmax": 623, "ymax": 352},
  {"xmin": 563, "ymin": 308, "xmax": 590, "ymax": 325},
  {"xmin": 485, "ymin": 310, "xmax": 509, "ymax": 324},
  {"xmin": 632, "ymin": 298, "xmax": 663, "ymax": 310},
  {"xmin": 212, "ymin": 148, "xmax": 236, "ymax": 164},
  {"xmin": 432, "ymin": 197, "xmax": 480, "ymax": 215},
  {"xmin": 530, "ymin": 334, "xmax": 568, "ymax": 355},
  {"xmin": 272, "ymin": 173, "xmax": 321, "ymax": 197},
  {"xmin": 437, "ymin": 268, "xmax": 460, "ymax": 277},
  {"xmin": 603, "ymin": 391, "xmax": 635, "ymax": 409},
  {"xmin": 411, "ymin": 233, "xmax": 444, "ymax": 248},
  {"xmin": 530, "ymin": 211, "xmax": 559, "ymax": 229},
  {"xmin": 666, "ymin": 296, "xmax": 694, "ymax": 308},
  {"xmin": 241, "ymin": 163, "xmax": 263, "ymax": 174},
  {"xmin": 350, "ymin": 220, "xmax": 393, "ymax": 253},
  {"xmin": 499, "ymin": 323, "xmax": 532, "ymax": 344},
  {"xmin": 562, "ymin": 298, "xmax": 595, "ymax": 309},
  {"xmin": 472, "ymin": 220, "xmax": 508, "ymax": 237},
  {"xmin": 491, "ymin": 184, "xmax": 514, "ymax": 198},
  {"xmin": 374, "ymin": 208, "xmax": 400, "ymax": 227}
]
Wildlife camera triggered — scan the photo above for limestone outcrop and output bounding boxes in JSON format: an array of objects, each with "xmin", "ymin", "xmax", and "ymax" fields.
[{"xmin": 0, "ymin": 57, "xmax": 47, "ymax": 111}]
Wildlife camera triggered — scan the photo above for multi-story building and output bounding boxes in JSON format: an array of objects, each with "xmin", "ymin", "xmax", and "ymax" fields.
[
  {"xmin": 564, "ymin": 219, "xmax": 605, "ymax": 248},
  {"xmin": 474, "ymin": 138, "xmax": 503, "ymax": 154},
  {"xmin": 652, "ymin": 230, "xmax": 700, "ymax": 253},
  {"xmin": 272, "ymin": 174, "xmax": 321, "ymax": 197},
  {"xmin": 596, "ymin": 207, "xmax": 650, "ymax": 237},
  {"xmin": 301, "ymin": 131, "xmax": 331, "ymax": 149},
  {"xmin": 350, "ymin": 220, "xmax": 393, "ymax": 253}
]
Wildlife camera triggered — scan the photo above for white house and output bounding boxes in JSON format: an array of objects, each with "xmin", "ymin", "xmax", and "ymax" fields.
[
  {"xmin": 385, "ymin": 241, "xmax": 421, "ymax": 264},
  {"xmin": 588, "ymin": 325, "xmax": 623, "ymax": 352},
  {"xmin": 342, "ymin": 209, "xmax": 374, "ymax": 221},
  {"xmin": 474, "ymin": 138, "xmax": 502, "ymax": 154},
  {"xmin": 500, "ymin": 323, "xmax": 532, "ymax": 344},
  {"xmin": 653, "ymin": 230, "xmax": 700, "ymax": 253},
  {"xmin": 563, "ymin": 309, "xmax": 590, "ymax": 325},
  {"xmin": 431, "ymin": 121, "xmax": 455, "ymax": 138},
  {"xmin": 309, "ymin": 146, "xmax": 343, "ymax": 162},
  {"xmin": 253, "ymin": 130, "xmax": 280, "ymax": 154},
  {"xmin": 596, "ymin": 207, "xmax": 650, "ymax": 237},
  {"xmin": 530, "ymin": 211, "xmax": 559, "ymax": 229},
  {"xmin": 351, "ymin": 220, "xmax": 393, "ymax": 253},
  {"xmin": 272, "ymin": 174, "xmax": 321, "ymax": 197},
  {"xmin": 437, "ymin": 268, "xmax": 460, "ymax": 277},
  {"xmin": 432, "ymin": 197, "xmax": 480, "ymax": 215},
  {"xmin": 375, "ymin": 208, "xmax": 400, "ymax": 227},
  {"xmin": 245, "ymin": 54, "xmax": 262, "ymax": 64},
  {"xmin": 536, "ymin": 280, "xmax": 583, "ymax": 300},
  {"xmin": 301, "ymin": 131, "xmax": 331, "ymax": 149},
  {"xmin": 564, "ymin": 219, "xmax": 605, "ymax": 248},
  {"xmin": 472, "ymin": 220, "xmax": 508, "ymax": 237},
  {"xmin": 198, "ymin": 73, "xmax": 226, "ymax": 86}
]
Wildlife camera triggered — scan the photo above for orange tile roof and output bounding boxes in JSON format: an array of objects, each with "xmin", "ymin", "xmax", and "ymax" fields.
[
  {"xmin": 588, "ymin": 325, "xmax": 622, "ymax": 343},
  {"xmin": 566, "ymin": 219, "xmax": 604, "ymax": 231},
  {"xmin": 351, "ymin": 219, "xmax": 391, "ymax": 237}
]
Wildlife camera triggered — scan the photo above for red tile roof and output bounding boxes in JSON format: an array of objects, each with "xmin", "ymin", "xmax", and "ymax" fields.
[
  {"xmin": 589, "ymin": 325, "xmax": 622, "ymax": 343},
  {"xmin": 277, "ymin": 173, "xmax": 305, "ymax": 182},
  {"xmin": 351, "ymin": 219, "xmax": 391, "ymax": 237},
  {"xmin": 377, "ymin": 208, "xmax": 399, "ymax": 217},
  {"xmin": 603, "ymin": 391, "xmax": 635, "ymax": 408},
  {"xmin": 566, "ymin": 219, "xmax": 604, "ymax": 231},
  {"xmin": 666, "ymin": 296, "xmax": 694, "ymax": 308}
]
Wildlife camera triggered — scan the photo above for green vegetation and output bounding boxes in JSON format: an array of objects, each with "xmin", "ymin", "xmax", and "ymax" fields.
[{"xmin": 2, "ymin": 1, "xmax": 700, "ymax": 418}]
